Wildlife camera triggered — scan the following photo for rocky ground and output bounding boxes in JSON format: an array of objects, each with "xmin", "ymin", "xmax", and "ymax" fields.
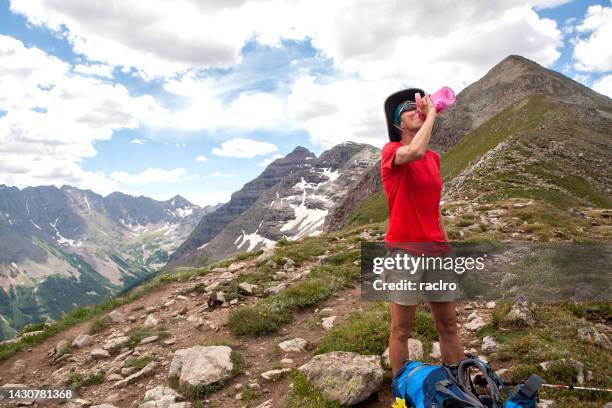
[{"xmin": 0, "ymin": 226, "xmax": 610, "ymax": 408}]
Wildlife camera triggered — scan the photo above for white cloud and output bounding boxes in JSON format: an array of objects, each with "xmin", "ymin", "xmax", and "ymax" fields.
[
  {"xmin": 110, "ymin": 167, "xmax": 197, "ymax": 184},
  {"xmin": 212, "ymin": 137, "xmax": 278, "ymax": 158},
  {"xmin": 0, "ymin": 35, "xmax": 159, "ymax": 194},
  {"xmin": 195, "ymin": 155, "xmax": 208, "ymax": 162},
  {"xmin": 181, "ymin": 190, "xmax": 232, "ymax": 207},
  {"xmin": 572, "ymin": 4, "xmax": 612, "ymax": 72},
  {"xmin": 130, "ymin": 138, "xmax": 145, "ymax": 144},
  {"xmin": 593, "ymin": 74, "xmax": 612, "ymax": 97},
  {"xmin": 4, "ymin": 0, "xmax": 566, "ymax": 153},
  {"xmin": 74, "ymin": 63, "xmax": 114, "ymax": 78},
  {"xmin": 210, "ymin": 171, "xmax": 237, "ymax": 177},
  {"xmin": 259, "ymin": 153, "xmax": 284, "ymax": 166}
]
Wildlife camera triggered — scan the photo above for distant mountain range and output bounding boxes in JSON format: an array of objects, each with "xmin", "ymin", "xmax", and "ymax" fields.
[{"xmin": 0, "ymin": 186, "xmax": 217, "ymax": 338}]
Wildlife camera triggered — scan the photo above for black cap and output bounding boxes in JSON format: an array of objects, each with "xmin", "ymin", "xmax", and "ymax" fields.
[{"xmin": 384, "ymin": 88, "xmax": 425, "ymax": 141}]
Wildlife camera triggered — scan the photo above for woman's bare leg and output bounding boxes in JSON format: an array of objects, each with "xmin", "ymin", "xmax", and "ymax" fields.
[
  {"xmin": 389, "ymin": 302, "xmax": 417, "ymax": 376},
  {"xmin": 429, "ymin": 302, "xmax": 463, "ymax": 364}
]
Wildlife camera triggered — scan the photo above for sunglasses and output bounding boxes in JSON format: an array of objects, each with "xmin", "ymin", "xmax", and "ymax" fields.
[{"xmin": 393, "ymin": 100, "xmax": 418, "ymax": 125}]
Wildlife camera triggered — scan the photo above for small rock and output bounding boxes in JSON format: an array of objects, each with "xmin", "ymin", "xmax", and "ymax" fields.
[
  {"xmin": 537, "ymin": 400, "xmax": 555, "ymax": 408},
  {"xmin": 465, "ymin": 316, "xmax": 487, "ymax": 331},
  {"xmin": 107, "ymin": 373, "xmax": 123, "ymax": 381},
  {"xmin": 430, "ymin": 342, "xmax": 441, "ymax": 359},
  {"xmin": 481, "ymin": 336, "xmax": 500, "ymax": 354},
  {"xmin": 281, "ymin": 358, "xmax": 294, "ymax": 365},
  {"xmin": 229, "ymin": 298, "xmax": 239, "ymax": 305},
  {"xmin": 264, "ymin": 283, "xmax": 287, "ymax": 295},
  {"xmin": 254, "ymin": 400, "xmax": 273, "ymax": 408},
  {"xmin": 103, "ymin": 336, "xmax": 129, "ymax": 351},
  {"xmin": 278, "ymin": 338, "xmax": 308, "ymax": 353},
  {"xmin": 261, "ymin": 368, "xmax": 292, "ymax": 381},
  {"xmin": 238, "ymin": 282, "xmax": 258, "ymax": 295},
  {"xmin": 163, "ymin": 338, "xmax": 176, "ymax": 346},
  {"xmin": 139, "ymin": 336, "xmax": 159, "ymax": 345},
  {"xmin": 506, "ymin": 299, "xmax": 536, "ymax": 327},
  {"xmin": 114, "ymin": 362, "xmax": 158, "ymax": 388},
  {"xmin": 108, "ymin": 310, "xmax": 124, "ymax": 323},
  {"xmin": 143, "ymin": 315, "xmax": 158, "ymax": 328},
  {"xmin": 407, "ymin": 338, "xmax": 423, "ymax": 360},
  {"xmin": 72, "ymin": 334, "xmax": 92, "ymax": 349},
  {"xmin": 121, "ymin": 367, "xmax": 138, "ymax": 376},
  {"xmin": 321, "ymin": 316, "xmax": 337, "ymax": 330},
  {"xmin": 91, "ymin": 349, "xmax": 111, "ymax": 359},
  {"xmin": 142, "ymin": 385, "xmax": 180, "ymax": 402},
  {"xmin": 485, "ymin": 301, "xmax": 496, "ymax": 309},
  {"xmin": 577, "ymin": 325, "xmax": 611, "ymax": 350}
]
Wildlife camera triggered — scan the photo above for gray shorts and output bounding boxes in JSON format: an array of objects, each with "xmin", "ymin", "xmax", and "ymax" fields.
[{"xmin": 383, "ymin": 248, "xmax": 459, "ymax": 306}]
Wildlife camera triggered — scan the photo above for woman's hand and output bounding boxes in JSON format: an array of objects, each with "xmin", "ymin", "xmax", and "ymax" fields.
[{"xmin": 421, "ymin": 94, "xmax": 437, "ymax": 118}]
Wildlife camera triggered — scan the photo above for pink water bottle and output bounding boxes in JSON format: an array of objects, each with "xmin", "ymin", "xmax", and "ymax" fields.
[{"xmin": 415, "ymin": 86, "xmax": 456, "ymax": 118}]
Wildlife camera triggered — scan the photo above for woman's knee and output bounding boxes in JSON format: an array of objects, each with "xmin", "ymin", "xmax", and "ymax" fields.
[{"xmin": 434, "ymin": 314, "xmax": 458, "ymax": 338}]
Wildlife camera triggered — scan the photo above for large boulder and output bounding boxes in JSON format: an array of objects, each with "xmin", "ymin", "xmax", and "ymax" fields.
[
  {"xmin": 299, "ymin": 352, "xmax": 383, "ymax": 405},
  {"xmin": 169, "ymin": 346, "xmax": 234, "ymax": 388}
]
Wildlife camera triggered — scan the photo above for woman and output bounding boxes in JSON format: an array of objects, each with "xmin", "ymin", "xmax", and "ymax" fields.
[{"xmin": 381, "ymin": 88, "xmax": 463, "ymax": 377}]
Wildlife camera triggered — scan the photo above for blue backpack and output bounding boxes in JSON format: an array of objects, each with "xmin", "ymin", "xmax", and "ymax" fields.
[{"xmin": 392, "ymin": 357, "xmax": 543, "ymax": 408}]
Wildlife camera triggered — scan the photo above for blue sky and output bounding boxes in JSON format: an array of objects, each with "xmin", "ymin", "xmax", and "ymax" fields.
[{"xmin": 0, "ymin": 0, "xmax": 610, "ymax": 206}]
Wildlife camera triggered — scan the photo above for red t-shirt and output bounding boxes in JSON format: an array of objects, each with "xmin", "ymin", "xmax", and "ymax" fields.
[{"xmin": 381, "ymin": 142, "xmax": 448, "ymax": 253}]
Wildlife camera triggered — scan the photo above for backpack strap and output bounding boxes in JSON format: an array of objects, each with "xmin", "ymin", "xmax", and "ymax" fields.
[
  {"xmin": 457, "ymin": 358, "xmax": 506, "ymax": 408},
  {"xmin": 435, "ymin": 381, "xmax": 485, "ymax": 407}
]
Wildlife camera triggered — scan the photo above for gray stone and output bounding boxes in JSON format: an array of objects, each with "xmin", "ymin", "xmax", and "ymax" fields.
[
  {"xmin": 321, "ymin": 316, "xmax": 337, "ymax": 330},
  {"xmin": 382, "ymin": 339, "xmax": 423, "ymax": 367},
  {"xmin": 299, "ymin": 351, "xmax": 384, "ymax": 405},
  {"xmin": 481, "ymin": 336, "xmax": 500, "ymax": 354},
  {"xmin": 107, "ymin": 310, "xmax": 124, "ymax": 323},
  {"xmin": 430, "ymin": 342, "xmax": 441, "ymax": 359},
  {"xmin": 537, "ymin": 400, "xmax": 555, "ymax": 408},
  {"xmin": 139, "ymin": 336, "xmax": 159, "ymax": 345},
  {"xmin": 90, "ymin": 405, "xmax": 119, "ymax": 408},
  {"xmin": 465, "ymin": 316, "xmax": 487, "ymax": 331},
  {"xmin": 143, "ymin": 315, "xmax": 159, "ymax": 328},
  {"xmin": 103, "ymin": 336, "xmax": 129, "ymax": 351},
  {"xmin": 264, "ymin": 283, "xmax": 287, "ymax": 295},
  {"xmin": 278, "ymin": 338, "xmax": 307, "ymax": 353},
  {"xmin": 90, "ymin": 349, "xmax": 111, "ymax": 359},
  {"xmin": 114, "ymin": 362, "xmax": 158, "ymax": 388},
  {"xmin": 143, "ymin": 385, "xmax": 181, "ymax": 402},
  {"xmin": 169, "ymin": 346, "xmax": 233, "ymax": 388},
  {"xmin": 261, "ymin": 368, "xmax": 292, "ymax": 381},
  {"xmin": 238, "ymin": 282, "xmax": 258, "ymax": 294},
  {"xmin": 506, "ymin": 299, "xmax": 536, "ymax": 327},
  {"xmin": 577, "ymin": 325, "xmax": 611, "ymax": 350},
  {"xmin": 72, "ymin": 334, "xmax": 92, "ymax": 349}
]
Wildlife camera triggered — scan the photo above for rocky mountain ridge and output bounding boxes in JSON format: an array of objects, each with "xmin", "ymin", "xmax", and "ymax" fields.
[{"xmin": 167, "ymin": 142, "xmax": 380, "ymax": 266}]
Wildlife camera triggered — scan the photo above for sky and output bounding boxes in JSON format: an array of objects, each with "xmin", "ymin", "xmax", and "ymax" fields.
[{"xmin": 0, "ymin": 0, "xmax": 610, "ymax": 206}]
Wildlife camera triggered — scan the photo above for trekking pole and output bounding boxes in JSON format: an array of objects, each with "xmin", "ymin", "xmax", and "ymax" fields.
[{"xmin": 540, "ymin": 384, "xmax": 612, "ymax": 392}]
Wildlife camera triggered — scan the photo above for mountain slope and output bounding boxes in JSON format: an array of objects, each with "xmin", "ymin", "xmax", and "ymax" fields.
[
  {"xmin": 0, "ymin": 186, "xmax": 211, "ymax": 339},
  {"xmin": 166, "ymin": 146, "xmax": 317, "ymax": 268},
  {"xmin": 197, "ymin": 142, "xmax": 380, "ymax": 262},
  {"xmin": 166, "ymin": 143, "xmax": 380, "ymax": 266}
]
